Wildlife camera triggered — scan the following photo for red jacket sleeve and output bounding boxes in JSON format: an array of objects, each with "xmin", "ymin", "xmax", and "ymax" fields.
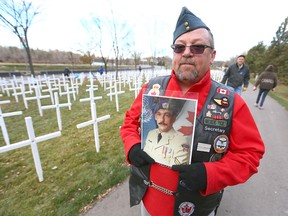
[
  {"xmin": 203, "ymin": 94, "xmax": 265, "ymax": 195},
  {"xmin": 120, "ymin": 84, "xmax": 148, "ymax": 161}
]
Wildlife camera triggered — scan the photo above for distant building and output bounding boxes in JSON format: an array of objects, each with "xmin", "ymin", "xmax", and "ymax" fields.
[{"xmin": 91, "ymin": 62, "xmax": 105, "ymax": 66}]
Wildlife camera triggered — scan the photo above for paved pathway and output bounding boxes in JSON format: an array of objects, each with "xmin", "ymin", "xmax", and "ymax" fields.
[{"xmin": 84, "ymin": 85, "xmax": 288, "ymax": 216}]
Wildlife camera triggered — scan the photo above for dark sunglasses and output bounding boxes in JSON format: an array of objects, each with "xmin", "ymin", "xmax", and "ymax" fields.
[{"xmin": 171, "ymin": 44, "xmax": 214, "ymax": 54}]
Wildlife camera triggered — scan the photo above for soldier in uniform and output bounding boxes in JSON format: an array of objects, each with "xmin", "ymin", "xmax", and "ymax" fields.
[{"xmin": 143, "ymin": 98, "xmax": 189, "ymax": 167}]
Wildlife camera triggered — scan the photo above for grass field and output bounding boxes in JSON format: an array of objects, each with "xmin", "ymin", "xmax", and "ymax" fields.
[
  {"xmin": 0, "ymin": 77, "xmax": 134, "ymax": 216},
  {"xmin": 269, "ymin": 84, "xmax": 288, "ymax": 110}
]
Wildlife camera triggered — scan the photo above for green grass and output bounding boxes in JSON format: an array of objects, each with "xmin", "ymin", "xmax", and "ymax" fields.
[
  {"xmin": 269, "ymin": 84, "xmax": 288, "ymax": 110},
  {"xmin": 0, "ymin": 79, "xmax": 134, "ymax": 216}
]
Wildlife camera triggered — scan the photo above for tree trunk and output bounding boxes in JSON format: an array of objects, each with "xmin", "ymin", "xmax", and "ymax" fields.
[{"xmin": 25, "ymin": 46, "xmax": 35, "ymax": 77}]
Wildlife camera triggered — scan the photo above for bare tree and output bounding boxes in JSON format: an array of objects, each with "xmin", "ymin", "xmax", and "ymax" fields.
[
  {"xmin": 81, "ymin": 7, "xmax": 133, "ymax": 78},
  {"xmin": 109, "ymin": 9, "xmax": 133, "ymax": 79},
  {"xmin": 131, "ymin": 50, "xmax": 142, "ymax": 70},
  {"xmin": 81, "ymin": 17, "xmax": 110, "ymax": 74},
  {"xmin": 0, "ymin": 0, "xmax": 41, "ymax": 76}
]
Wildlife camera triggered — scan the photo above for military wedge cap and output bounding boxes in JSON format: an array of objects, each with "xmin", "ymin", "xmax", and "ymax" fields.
[
  {"xmin": 153, "ymin": 98, "xmax": 185, "ymax": 117},
  {"xmin": 173, "ymin": 7, "xmax": 210, "ymax": 43}
]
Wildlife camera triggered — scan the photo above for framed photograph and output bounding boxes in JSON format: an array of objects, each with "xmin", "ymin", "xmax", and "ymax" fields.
[{"xmin": 141, "ymin": 94, "xmax": 198, "ymax": 167}]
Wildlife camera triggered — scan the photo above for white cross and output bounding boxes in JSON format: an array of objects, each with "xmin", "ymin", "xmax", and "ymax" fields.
[
  {"xmin": 106, "ymin": 79, "xmax": 114, "ymax": 102},
  {"xmin": 25, "ymin": 86, "xmax": 50, "ymax": 116},
  {"xmin": 0, "ymin": 106, "xmax": 23, "ymax": 145},
  {"xmin": 86, "ymin": 72, "xmax": 98, "ymax": 91},
  {"xmin": 76, "ymin": 102, "xmax": 110, "ymax": 152},
  {"xmin": 41, "ymin": 78, "xmax": 59, "ymax": 105},
  {"xmin": 2, "ymin": 79, "xmax": 17, "ymax": 97},
  {"xmin": 80, "ymin": 87, "xmax": 102, "ymax": 103},
  {"xmin": 41, "ymin": 92, "xmax": 71, "ymax": 131},
  {"xmin": 0, "ymin": 78, "xmax": 6, "ymax": 93},
  {"xmin": 0, "ymin": 117, "xmax": 61, "ymax": 182},
  {"xmin": 9, "ymin": 81, "xmax": 22, "ymax": 102},
  {"xmin": 60, "ymin": 82, "xmax": 77, "ymax": 102},
  {"xmin": 102, "ymin": 74, "xmax": 111, "ymax": 91},
  {"xmin": 107, "ymin": 82, "xmax": 125, "ymax": 112},
  {"xmin": 129, "ymin": 77, "xmax": 142, "ymax": 99},
  {"xmin": 59, "ymin": 84, "xmax": 73, "ymax": 110},
  {"xmin": 12, "ymin": 75, "xmax": 23, "ymax": 88},
  {"xmin": 18, "ymin": 84, "xmax": 33, "ymax": 109}
]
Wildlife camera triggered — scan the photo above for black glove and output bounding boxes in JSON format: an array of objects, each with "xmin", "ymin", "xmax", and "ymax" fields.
[
  {"xmin": 128, "ymin": 143, "xmax": 155, "ymax": 167},
  {"xmin": 172, "ymin": 163, "xmax": 207, "ymax": 191}
]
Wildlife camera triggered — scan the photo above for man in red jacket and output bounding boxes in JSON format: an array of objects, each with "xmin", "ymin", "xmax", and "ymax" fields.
[{"xmin": 120, "ymin": 6, "xmax": 265, "ymax": 216}]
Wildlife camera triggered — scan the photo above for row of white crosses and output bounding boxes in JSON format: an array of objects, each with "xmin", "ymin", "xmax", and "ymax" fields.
[
  {"xmin": 0, "ymin": 74, "xmax": 83, "ymax": 182},
  {"xmin": 0, "ymin": 69, "xmax": 168, "ymax": 181},
  {"xmin": 0, "ymin": 73, "xmax": 84, "ymax": 142},
  {"xmin": 93, "ymin": 72, "xmax": 126, "ymax": 112},
  {"xmin": 0, "ymin": 69, "xmax": 167, "ymax": 146},
  {"xmin": 0, "ymin": 73, "xmax": 104, "ymax": 151},
  {"xmin": 211, "ymin": 69, "xmax": 225, "ymax": 83},
  {"xmin": 0, "ymin": 74, "xmax": 80, "ymax": 115},
  {"xmin": 77, "ymin": 72, "xmax": 110, "ymax": 152}
]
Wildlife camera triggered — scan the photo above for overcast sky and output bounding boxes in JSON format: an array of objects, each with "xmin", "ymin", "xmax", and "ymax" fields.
[{"xmin": 0, "ymin": 0, "xmax": 287, "ymax": 61}]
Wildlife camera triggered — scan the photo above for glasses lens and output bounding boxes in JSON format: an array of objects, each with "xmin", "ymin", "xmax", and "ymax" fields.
[
  {"xmin": 172, "ymin": 44, "xmax": 207, "ymax": 54},
  {"xmin": 190, "ymin": 45, "xmax": 205, "ymax": 54},
  {"xmin": 172, "ymin": 44, "xmax": 185, "ymax": 53}
]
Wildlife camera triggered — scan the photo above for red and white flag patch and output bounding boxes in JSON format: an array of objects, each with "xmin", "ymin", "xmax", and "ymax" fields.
[{"xmin": 217, "ymin": 88, "xmax": 229, "ymax": 95}]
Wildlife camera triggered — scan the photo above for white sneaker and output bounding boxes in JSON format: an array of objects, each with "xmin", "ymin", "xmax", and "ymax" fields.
[
  {"xmin": 254, "ymin": 103, "xmax": 258, "ymax": 107},
  {"xmin": 259, "ymin": 106, "xmax": 264, "ymax": 110}
]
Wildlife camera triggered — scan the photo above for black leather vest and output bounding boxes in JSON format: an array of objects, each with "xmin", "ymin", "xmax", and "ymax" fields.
[{"xmin": 129, "ymin": 75, "xmax": 235, "ymax": 215}]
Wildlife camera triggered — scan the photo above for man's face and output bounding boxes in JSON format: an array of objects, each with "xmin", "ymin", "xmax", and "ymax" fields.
[
  {"xmin": 172, "ymin": 28, "xmax": 216, "ymax": 85},
  {"xmin": 237, "ymin": 56, "xmax": 245, "ymax": 66},
  {"xmin": 155, "ymin": 109, "xmax": 176, "ymax": 132}
]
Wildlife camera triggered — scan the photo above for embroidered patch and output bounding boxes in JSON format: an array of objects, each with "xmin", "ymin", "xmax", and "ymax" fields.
[
  {"xmin": 223, "ymin": 112, "xmax": 229, "ymax": 119},
  {"xmin": 217, "ymin": 88, "xmax": 230, "ymax": 95},
  {"xmin": 148, "ymin": 84, "xmax": 160, "ymax": 95},
  {"xmin": 204, "ymin": 117, "xmax": 227, "ymax": 127},
  {"xmin": 206, "ymin": 110, "xmax": 212, "ymax": 117},
  {"xmin": 178, "ymin": 202, "xmax": 195, "ymax": 216},
  {"xmin": 207, "ymin": 104, "xmax": 217, "ymax": 109},
  {"xmin": 214, "ymin": 135, "xmax": 229, "ymax": 153},
  {"xmin": 197, "ymin": 142, "xmax": 211, "ymax": 152},
  {"xmin": 213, "ymin": 97, "xmax": 229, "ymax": 107}
]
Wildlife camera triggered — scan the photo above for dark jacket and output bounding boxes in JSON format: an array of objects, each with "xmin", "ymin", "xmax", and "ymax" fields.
[
  {"xmin": 64, "ymin": 68, "xmax": 71, "ymax": 76},
  {"xmin": 255, "ymin": 65, "xmax": 277, "ymax": 90},
  {"xmin": 221, "ymin": 63, "xmax": 250, "ymax": 88}
]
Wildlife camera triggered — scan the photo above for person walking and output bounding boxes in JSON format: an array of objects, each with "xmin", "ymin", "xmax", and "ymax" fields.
[
  {"xmin": 63, "ymin": 67, "xmax": 71, "ymax": 81},
  {"xmin": 97, "ymin": 66, "xmax": 104, "ymax": 75},
  {"xmin": 253, "ymin": 65, "xmax": 277, "ymax": 109},
  {"xmin": 221, "ymin": 55, "xmax": 250, "ymax": 95},
  {"xmin": 120, "ymin": 6, "xmax": 264, "ymax": 216}
]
